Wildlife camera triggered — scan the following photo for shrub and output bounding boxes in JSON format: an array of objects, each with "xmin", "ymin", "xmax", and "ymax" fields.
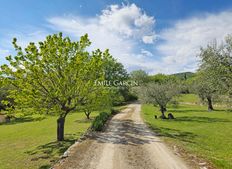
[{"xmin": 91, "ymin": 112, "xmax": 110, "ymax": 131}]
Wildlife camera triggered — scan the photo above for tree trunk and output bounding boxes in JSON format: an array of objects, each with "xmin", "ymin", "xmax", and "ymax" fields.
[
  {"xmin": 160, "ymin": 106, "xmax": 167, "ymax": 119},
  {"xmin": 85, "ymin": 111, "xmax": 91, "ymax": 119},
  {"xmin": 57, "ymin": 117, "xmax": 65, "ymax": 141},
  {"xmin": 207, "ymin": 97, "xmax": 214, "ymax": 111}
]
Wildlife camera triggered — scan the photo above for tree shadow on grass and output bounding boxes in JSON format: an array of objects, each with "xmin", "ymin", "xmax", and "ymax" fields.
[
  {"xmin": 148, "ymin": 124, "xmax": 197, "ymax": 144},
  {"xmin": 25, "ymin": 133, "xmax": 81, "ymax": 168},
  {"xmin": 174, "ymin": 116, "xmax": 231, "ymax": 123},
  {"xmin": 0, "ymin": 116, "xmax": 46, "ymax": 125},
  {"xmin": 169, "ymin": 109, "xmax": 208, "ymax": 113},
  {"xmin": 75, "ymin": 118, "xmax": 93, "ymax": 123}
]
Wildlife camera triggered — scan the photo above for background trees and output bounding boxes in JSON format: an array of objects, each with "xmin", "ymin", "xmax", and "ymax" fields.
[{"xmin": 130, "ymin": 69, "xmax": 149, "ymax": 85}]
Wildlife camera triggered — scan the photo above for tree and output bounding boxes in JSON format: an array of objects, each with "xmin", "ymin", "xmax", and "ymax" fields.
[
  {"xmin": 139, "ymin": 81, "xmax": 179, "ymax": 119},
  {"xmin": 0, "ymin": 79, "xmax": 15, "ymax": 113},
  {"xmin": 192, "ymin": 72, "xmax": 217, "ymax": 111},
  {"xmin": 80, "ymin": 89, "xmax": 111, "ymax": 119},
  {"xmin": 130, "ymin": 70, "xmax": 149, "ymax": 85},
  {"xmin": 102, "ymin": 53, "xmax": 130, "ymax": 104},
  {"xmin": 103, "ymin": 52, "xmax": 128, "ymax": 82},
  {"xmin": 199, "ymin": 36, "xmax": 232, "ymax": 96},
  {"xmin": 0, "ymin": 33, "xmax": 107, "ymax": 141}
]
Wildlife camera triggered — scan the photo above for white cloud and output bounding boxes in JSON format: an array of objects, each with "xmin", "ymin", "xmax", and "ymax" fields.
[
  {"xmin": 142, "ymin": 35, "xmax": 156, "ymax": 44},
  {"xmin": 157, "ymin": 11, "xmax": 232, "ymax": 73},
  {"xmin": 47, "ymin": 3, "xmax": 157, "ymax": 71},
  {"xmin": 141, "ymin": 49, "xmax": 153, "ymax": 57},
  {"xmin": 99, "ymin": 4, "xmax": 156, "ymax": 43}
]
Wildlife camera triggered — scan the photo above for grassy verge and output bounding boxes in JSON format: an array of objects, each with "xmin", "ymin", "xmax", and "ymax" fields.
[
  {"xmin": 0, "ymin": 112, "xmax": 98, "ymax": 169},
  {"xmin": 142, "ymin": 103, "xmax": 232, "ymax": 169}
]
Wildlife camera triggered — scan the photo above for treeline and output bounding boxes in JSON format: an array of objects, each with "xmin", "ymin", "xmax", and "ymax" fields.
[{"xmin": 131, "ymin": 34, "xmax": 232, "ymax": 118}]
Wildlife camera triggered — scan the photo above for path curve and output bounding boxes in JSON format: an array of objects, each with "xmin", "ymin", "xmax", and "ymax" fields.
[{"xmin": 54, "ymin": 103, "xmax": 190, "ymax": 169}]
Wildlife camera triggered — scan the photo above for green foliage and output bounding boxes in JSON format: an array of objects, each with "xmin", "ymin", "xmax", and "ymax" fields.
[
  {"xmin": 0, "ymin": 33, "xmax": 108, "ymax": 119},
  {"xmin": 130, "ymin": 69, "xmax": 149, "ymax": 84},
  {"xmin": 138, "ymin": 81, "xmax": 180, "ymax": 117},
  {"xmin": 148, "ymin": 73, "xmax": 179, "ymax": 84},
  {"xmin": 101, "ymin": 51, "xmax": 131, "ymax": 105},
  {"xmin": 79, "ymin": 86, "xmax": 112, "ymax": 119},
  {"xmin": 199, "ymin": 35, "xmax": 232, "ymax": 96},
  {"xmin": 192, "ymin": 72, "xmax": 218, "ymax": 102},
  {"xmin": 103, "ymin": 52, "xmax": 128, "ymax": 82},
  {"xmin": 91, "ymin": 112, "xmax": 110, "ymax": 131}
]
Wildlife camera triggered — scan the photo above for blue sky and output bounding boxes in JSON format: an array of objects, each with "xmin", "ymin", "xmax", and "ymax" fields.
[{"xmin": 1, "ymin": 0, "xmax": 232, "ymax": 74}]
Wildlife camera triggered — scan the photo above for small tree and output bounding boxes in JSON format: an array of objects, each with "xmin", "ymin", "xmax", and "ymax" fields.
[
  {"xmin": 192, "ymin": 72, "xmax": 217, "ymax": 111},
  {"xmin": 0, "ymin": 33, "xmax": 107, "ymax": 141},
  {"xmin": 139, "ymin": 81, "xmax": 179, "ymax": 119},
  {"xmin": 80, "ymin": 89, "xmax": 111, "ymax": 119}
]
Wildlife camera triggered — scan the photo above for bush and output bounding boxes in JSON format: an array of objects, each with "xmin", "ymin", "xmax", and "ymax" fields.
[{"xmin": 91, "ymin": 112, "xmax": 110, "ymax": 131}]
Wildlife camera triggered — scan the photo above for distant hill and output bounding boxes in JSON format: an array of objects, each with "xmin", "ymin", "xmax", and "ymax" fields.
[{"xmin": 172, "ymin": 72, "xmax": 195, "ymax": 80}]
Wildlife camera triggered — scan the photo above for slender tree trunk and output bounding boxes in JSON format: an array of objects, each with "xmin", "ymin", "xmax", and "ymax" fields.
[
  {"xmin": 207, "ymin": 97, "xmax": 214, "ymax": 111},
  {"xmin": 84, "ymin": 111, "xmax": 91, "ymax": 119},
  {"xmin": 57, "ymin": 117, "xmax": 65, "ymax": 141},
  {"xmin": 160, "ymin": 106, "xmax": 167, "ymax": 119}
]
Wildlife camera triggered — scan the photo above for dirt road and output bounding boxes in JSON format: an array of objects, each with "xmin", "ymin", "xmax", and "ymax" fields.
[{"xmin": 54, "ymin": 103, "xmax": 190, "ymax": 169}]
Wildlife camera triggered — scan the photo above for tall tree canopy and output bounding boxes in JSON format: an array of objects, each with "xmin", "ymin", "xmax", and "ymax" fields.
[
  {"xmin": 199, "ymin": 35, "xmax": 232, "ymax": 96},
  {"xmin": 0, "ymin": 33, "xmax": 109, "ymax": 141},
  {"xmin": 192, "ymin": 72, "xmax": 217, "ymax": 111}
]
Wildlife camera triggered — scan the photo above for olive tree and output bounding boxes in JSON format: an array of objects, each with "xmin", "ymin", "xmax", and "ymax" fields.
[
  {"xmin": 139, "ymin": 81, "xmax": 179, "ymax": 119},
  {"xmin": 0, "ymin": 33, "xmax": 107, "ymax": 141},
  {"xmin": 192, "ymin": 72, "xmax": 217, "ymax": 111},
  {"xmin": 199, "ymin": 36, "xmax": 232, "ymax": 96}
]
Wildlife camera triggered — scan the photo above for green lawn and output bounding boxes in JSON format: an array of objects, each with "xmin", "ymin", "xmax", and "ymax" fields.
[
  {"xmin": 176, "ymin": 94, "xmax": 200, "ymax": 103},
  {"xmin": 142, "ymin": 102, "xmax": 232, "ymax": 169},
  {"xmin": 0, "ymin": 112, "xmax": 98, "ymax": 169}
]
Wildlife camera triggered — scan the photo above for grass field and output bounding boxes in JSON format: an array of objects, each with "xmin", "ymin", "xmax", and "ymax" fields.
[
  {"xmin": 176, "ymin": 94, "xmax": 200, "ymax": 103},
  {"xmin": 0, "ymin": 112, "xmax": 98, "ymax": 169},
  {"xmin": 142, "ymin": 95, "xmax": 232, "ymax": 169}
]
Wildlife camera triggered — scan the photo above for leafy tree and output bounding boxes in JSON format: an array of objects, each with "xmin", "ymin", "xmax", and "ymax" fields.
[
  {"xmin": 199, "ymin": 35, "xmax": 232, "ymax": 96},
  {"xmin": 0, "ymin": 80, "xmax": 15, "ymax": 112},
  {"xmin": 139, "ymin": 81, "xmax": 179, "ymax": 119},
  {"xmin": 192, "ymin": 72, "xmax": 217, "ymax": 111},
  {"xmin": 0, "ymin": 33, "xmax": 107, "ymax": 141},
  {"xmin": 102, "ymin": 53, "xmax": 130, "ymax": 104},
  {"xmin": 103, "ymin": 52, "xmax": 128, "ymax": 82},
  {"xmin": 80, "ymin": 89, "xmax": 111, "ymax": 119},
  {"xmin": 130, "ymin": 69, "xmax": 149, "ymax": 84}
]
